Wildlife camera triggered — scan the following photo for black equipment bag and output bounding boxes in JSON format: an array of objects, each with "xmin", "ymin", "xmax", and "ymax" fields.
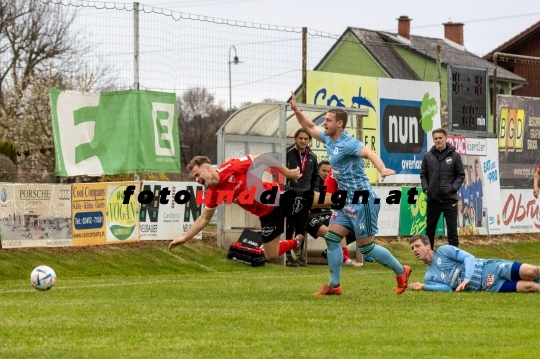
[{"xmin": 227, "ymin": 229, "xmax": 265, "ymax": 267}]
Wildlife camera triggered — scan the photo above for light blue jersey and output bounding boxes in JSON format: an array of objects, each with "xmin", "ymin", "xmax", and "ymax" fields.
[
  {"xmin": 319, "ymin": 130, "xmax": 376, "ymax": 204},
  {"xmin": 424, "ymin": 245, "xmax": 478, "ymax": 292},
  {"xmin": 424, "ymin": 245, "xmax": 520, "ymax": 292}
]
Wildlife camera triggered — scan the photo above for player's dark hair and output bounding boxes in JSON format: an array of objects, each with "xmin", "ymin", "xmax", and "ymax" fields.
[
  {"xmin": 186, "ymin": 156, "xmax": 211, "ymax": 173},
  {"xmin": 328, "ymin": 108, "xmax": 348, "ymax": 129},
  {"xmin": 319, "ymin": 160, "xmax": 330, "ymax": 167}
]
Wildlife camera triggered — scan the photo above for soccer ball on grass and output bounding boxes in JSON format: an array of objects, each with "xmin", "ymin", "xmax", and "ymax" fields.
[{"xmin": 30, "ymin": 265, "xmax": 57, "ymax": 291}]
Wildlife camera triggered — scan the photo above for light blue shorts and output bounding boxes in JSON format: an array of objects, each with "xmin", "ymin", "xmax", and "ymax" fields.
[
  {"xmin": 329, "ymin": 198, "xmax": 380, "ymax": 238},
  {"xmin": 481, "ymin": 259, "xmax": 522, "ymax": 292}
]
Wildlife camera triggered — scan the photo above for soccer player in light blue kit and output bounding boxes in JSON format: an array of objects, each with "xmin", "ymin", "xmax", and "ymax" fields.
[
  {"xmin": 290, "ymin": 92, "xmax": 412, "ymax": 295},
  {"xmin": 408, "ymin": 235, "xmax": 540, "ymax": 292}
]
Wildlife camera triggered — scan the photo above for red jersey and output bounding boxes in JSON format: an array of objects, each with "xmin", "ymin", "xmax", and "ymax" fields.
[
  {"xmin": 205, "ymin": 155, "xmax": 275, "ymax": 217},
  {"xmin": 324, "ymin": 169, "xmax": 338, "ymax": 194}
]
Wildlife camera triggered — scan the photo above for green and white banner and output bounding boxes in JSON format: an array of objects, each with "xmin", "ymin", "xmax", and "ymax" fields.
[{"xmin": 49, "ymin": 89, "xmax": 180, "ymax": 176}]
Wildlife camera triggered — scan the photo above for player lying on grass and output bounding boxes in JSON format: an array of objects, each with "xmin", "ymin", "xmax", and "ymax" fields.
[
  {"xmin": 168, "ymin": 154, "xmax": 333, "ymax": 263},
  {"xmin": 408, "ymin": 235, "xmax": 540, "ymax": 293}
]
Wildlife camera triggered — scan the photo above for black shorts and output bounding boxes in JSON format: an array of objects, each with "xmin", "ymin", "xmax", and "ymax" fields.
[
  {"xmin": 306, "ymin": 210, "xmax": 356, "ymax": 244},
  {"xmin": 259, "ymin": 197, "xmax": 311, "ymax": 243},
  {"xmin": 306, "ymin": 211, "xmax": 332, "ymax": 238}
]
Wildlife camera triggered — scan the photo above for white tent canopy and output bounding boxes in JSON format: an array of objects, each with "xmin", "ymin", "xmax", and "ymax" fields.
[{"xmin": 215, "ymin": 102, "xmax": 369, "ymax": 249}]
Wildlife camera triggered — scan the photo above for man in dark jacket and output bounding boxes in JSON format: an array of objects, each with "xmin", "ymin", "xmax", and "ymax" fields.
[
  {"xmin": 420, "ymin": 128, "xmax": 465, "ymax": 249},
  {"xmin": 285, "ymin": 129, "xmax": 319, "ymax": 266}
]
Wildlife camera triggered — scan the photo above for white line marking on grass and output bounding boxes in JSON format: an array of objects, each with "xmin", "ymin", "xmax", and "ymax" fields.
[
  {"xmin": 159, "ymin": 248, "xmax": 218, "ymax": 272},
  {"xmin": 0, "ymin": 270, "xmax": 390, "ymax": 295}
]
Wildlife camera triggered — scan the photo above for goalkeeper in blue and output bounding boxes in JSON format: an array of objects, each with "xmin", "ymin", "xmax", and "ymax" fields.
[{"xmin": 408, "ymin": 235, "xmax": 540, "ymax": 293}]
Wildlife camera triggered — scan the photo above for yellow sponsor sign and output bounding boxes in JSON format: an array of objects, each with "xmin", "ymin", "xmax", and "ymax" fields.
[{"xmin": 72, "ymin": 182, "xmax": 140, "ymax": 246}]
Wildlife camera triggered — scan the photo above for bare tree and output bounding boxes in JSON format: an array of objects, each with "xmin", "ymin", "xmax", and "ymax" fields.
[
  {"xmin": 178, "ymin": 87, "xmax": 228, "ymax": 171},
  {"xmin": 0, "ymin": 0, "xmax": 115, "ymax": 182}
]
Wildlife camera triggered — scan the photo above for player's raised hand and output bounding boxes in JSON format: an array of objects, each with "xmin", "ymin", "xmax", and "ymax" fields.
[{"xmin": 290, "ymin": 91, "xmax": 299, "ymax": 112}]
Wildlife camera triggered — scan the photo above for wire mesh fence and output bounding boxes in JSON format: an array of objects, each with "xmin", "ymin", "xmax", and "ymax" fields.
[
  {"xmin": 34, "ymin": 0, "xmax": 492, "ymax": 107},
  {"xmin": 2, "ymin": 0, "xmax": 537, "ymax": 181}
]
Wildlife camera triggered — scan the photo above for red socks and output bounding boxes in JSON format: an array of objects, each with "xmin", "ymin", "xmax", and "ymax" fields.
[
  {"xmin": 278, "ymin": 239, "xmax": 299, "ymax": 256},
  {"xmin": 342, "ymin": 246, "xmax": 349, "ymax": 262}
]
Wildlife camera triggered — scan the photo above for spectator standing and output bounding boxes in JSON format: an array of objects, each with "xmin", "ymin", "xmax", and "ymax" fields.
[
  {"xmin": 420, "ymin": 128, "xmax": 465, "ymax": 249},
  {"xmin": 285, "ymin": 129, "xmax": 319, "ymax": 266}
]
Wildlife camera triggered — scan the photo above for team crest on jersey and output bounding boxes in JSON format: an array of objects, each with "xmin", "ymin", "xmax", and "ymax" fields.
[
  {"xmin": 437, "ymin": 257, "xmax": 442, "ymax": 265},
  {"xmin": 446, "ymin": 158, "xmax": 452, "ymax": 164},
  {"xmin": 334, "ymin": 147, "xmax": 339, "ymax": 154},
  {"xmin": 228, "ymin": 175, "xmax": 235, "ymax": 182}
]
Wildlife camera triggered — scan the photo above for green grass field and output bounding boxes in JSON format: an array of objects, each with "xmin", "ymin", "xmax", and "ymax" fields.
[{"xmin": 1, "ymin": 240, "xmax": 540, "ymax": 359}]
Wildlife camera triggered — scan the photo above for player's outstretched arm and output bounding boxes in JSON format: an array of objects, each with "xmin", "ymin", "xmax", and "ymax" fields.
[
  {"xmin": 290, "ymin": 92, "xmax": 322, "ymax": 142},
  {"xmin": 359, "ymin": 146, "xmax": 395, "ymax": 181},
  {"xmin": 168, "ymin": 207, "xmax": 216, "ymax": 250}
]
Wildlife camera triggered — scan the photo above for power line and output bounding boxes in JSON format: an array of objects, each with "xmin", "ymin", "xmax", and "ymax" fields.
[
  {"xmin": 151, "ymin": 0, "xmax": 262, "ymax": 8},
  {"xmin": 408, "ymin": 12, "xmax": 540, "ymax": 30}
]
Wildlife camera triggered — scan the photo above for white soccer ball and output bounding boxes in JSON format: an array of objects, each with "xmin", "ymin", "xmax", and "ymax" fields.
[{"xmin": 30, "ymin": 265, "xmax": 57, "ymax": 291}]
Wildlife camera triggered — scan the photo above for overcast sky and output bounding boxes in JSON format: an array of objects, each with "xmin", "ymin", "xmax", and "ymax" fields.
[{"xmin": 140, "ymin": 0, "xmax": 539, "ymax": 55}]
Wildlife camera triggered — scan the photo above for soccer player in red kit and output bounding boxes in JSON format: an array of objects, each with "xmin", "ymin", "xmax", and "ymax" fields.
[{"xmin": 168, "ymin": 155, "xmax": 330, "ymax": 262}]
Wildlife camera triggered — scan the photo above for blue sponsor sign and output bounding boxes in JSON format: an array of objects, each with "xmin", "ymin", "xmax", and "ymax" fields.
[
  {"xmin": 74, "ymin": 211, "xmax": 104, "ymax": 230},
  {"xmin": 379, "ymin": 98, "xmax": 427, "ymax": 175}
]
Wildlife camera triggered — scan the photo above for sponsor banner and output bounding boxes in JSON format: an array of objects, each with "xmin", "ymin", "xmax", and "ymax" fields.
[
  {"xmin": 378, "ymin": 78, "xmax": 441, "ymax": 183},
  {"xmin": 500, "ymin": 189, "xmax": 540, "ymax": 234},
  {"xmin": 373, "ymin": 186, "xmax": 401, "ymax": 236},
  {"xmin": 106, "ymin": 183, "xmax": 140, "ymax": 242},
  {"xmin": 465, "ymin": 138, "xmax": 487, "ymax": 156},
  {"xmin": 139, "ymin": 181, "xmax": 203, "ymax": 240},
  {"xmin": 497, "ymin": 95, "xmax": 540, "ymax": 188},
  {"xmin": 72, "ymin": 182, "xmax": 140, "ymax": 246},
  {"xmin": 306, "ymin": 71, "xmax": 379, "ymax": 183},
  {"xmin": 458, "ymin": 139, "xmax": 502, "ymax": 235},
  {"xmin": 447, "ymin": 135, "xmax": 466, "ymax": 156},
  {"xmin": 399, "ymin": 186, "xmax": 444, "ymax": 236},
  {"xmin": 0, "ymin": 184, "xmax": 72, "ymax": 248},
  {"xmin": 49, "ymin": 89, "xmax": 180, "ymax": 176}
]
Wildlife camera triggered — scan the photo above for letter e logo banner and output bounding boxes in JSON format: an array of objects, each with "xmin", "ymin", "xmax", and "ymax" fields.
[{"xmin": 49, "ymin": 89, "xmax": 180, "ymax": 176}]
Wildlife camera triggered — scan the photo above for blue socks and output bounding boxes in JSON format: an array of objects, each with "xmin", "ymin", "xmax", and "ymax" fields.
[
  {"xmin": 324, "ymin": 231, "xmax": 343, "ymax": 287},
  {"xmin": 359, "ymin": 242, "xmax": 404, "ymax": 275}
]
